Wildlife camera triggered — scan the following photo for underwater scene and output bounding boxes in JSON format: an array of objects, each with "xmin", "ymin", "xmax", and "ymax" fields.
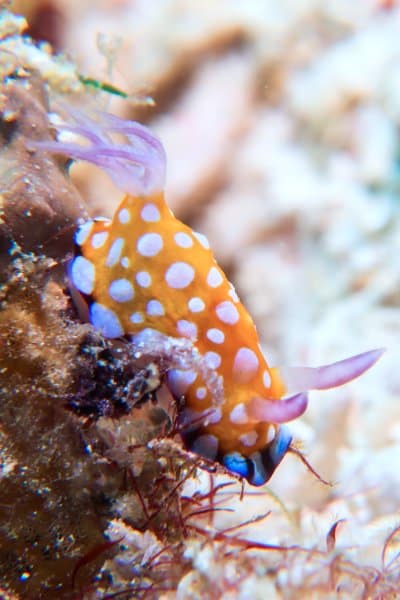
[{"xmin": 0, "ymin": 1, "xmax": 399, "ymax": 598}]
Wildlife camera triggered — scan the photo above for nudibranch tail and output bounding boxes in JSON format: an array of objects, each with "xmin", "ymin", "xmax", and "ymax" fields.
[
  {"xmin": 26, "ymin": 108, "xmax": 166, "ymax": 196},
  {"xmin": 279, "ymin": 348, "xmax": 385, "ymax": 394}
]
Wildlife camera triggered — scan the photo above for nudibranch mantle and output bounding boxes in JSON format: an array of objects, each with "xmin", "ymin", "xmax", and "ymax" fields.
[{"xmin": 28, "ymin": 110, "xmax": 384, "ymax": 486}]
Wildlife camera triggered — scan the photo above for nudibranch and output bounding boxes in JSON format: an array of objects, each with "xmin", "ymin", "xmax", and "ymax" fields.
[{"xmin": 28, "ymin": 110, "xmax": 384, "ymax": 486}]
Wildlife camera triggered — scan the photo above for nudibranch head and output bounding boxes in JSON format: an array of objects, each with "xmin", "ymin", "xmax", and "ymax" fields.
[{"xmin": 27, "ymin": 109, "xmax": 384, "ymax": 486}]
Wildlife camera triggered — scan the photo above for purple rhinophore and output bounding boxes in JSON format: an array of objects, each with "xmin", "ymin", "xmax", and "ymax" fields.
[
  {"xmin": 248, "ymin": 392, "xmax": 309, "ymax": 424},
  {"xmin": 280, "ymin": 348, "xmax": 385, "ymax": 394}
]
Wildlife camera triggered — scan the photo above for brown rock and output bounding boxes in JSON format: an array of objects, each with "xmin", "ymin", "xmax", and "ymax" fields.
[{"xmin": 0, "ymin": 75, "xmax": 87, "ymax": 279}]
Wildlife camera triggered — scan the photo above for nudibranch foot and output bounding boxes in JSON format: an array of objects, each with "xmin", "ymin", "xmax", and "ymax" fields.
[
  {"xmin": 26, "ymin": 108, "xmax": 166, "ymax": 196},
  {"xmin": 223, "ymin": 426, "xmax": 293, "ymax": 486},
  {"xmin": 279, "ymin": 348, "xmax": 385, "ymax": 394}
]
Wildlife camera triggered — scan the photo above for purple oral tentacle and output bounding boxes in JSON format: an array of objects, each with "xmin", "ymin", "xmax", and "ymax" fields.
[{"xmin": 247, "ymin": 392, "xmax": 308, "ymax": 424}]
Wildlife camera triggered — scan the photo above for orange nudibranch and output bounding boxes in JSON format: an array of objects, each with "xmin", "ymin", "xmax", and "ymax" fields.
[{"xmin": 28, "ymin": 110, "xmax": 384, "ymax": 486}]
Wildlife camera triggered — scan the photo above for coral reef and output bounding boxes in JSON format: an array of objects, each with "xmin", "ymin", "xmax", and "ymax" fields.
[
  {"xmin": 1, "ymin": 2, "xmax": 400, "ymax": 599},
  {"xmin": 0, "ymin": 136, "xmax": 190, "ymax": 596},
  {"xmin": 0, "ymin": 16, "xmax": 191, "ymax": 598},
  {"xmin": 0, "ymin": 5, "xmax": 85, "ymax": 276}
]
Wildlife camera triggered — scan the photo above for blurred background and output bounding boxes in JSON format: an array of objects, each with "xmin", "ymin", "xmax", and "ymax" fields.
[{"xmin": 10, "ymin": 0, "xmax": 400, "ymax": 588}]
